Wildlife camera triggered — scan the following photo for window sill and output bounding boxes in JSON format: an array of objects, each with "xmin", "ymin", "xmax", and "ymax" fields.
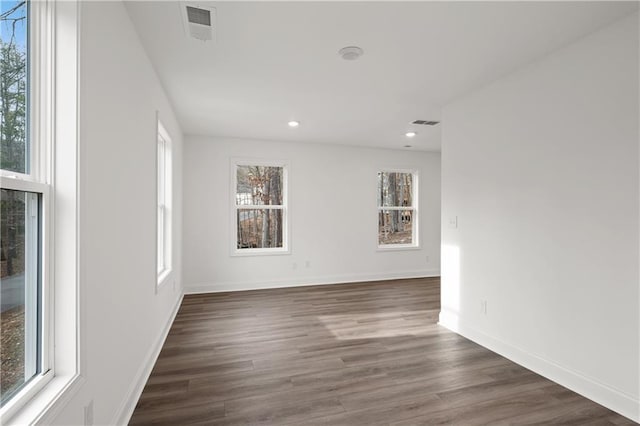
[
  {"xmin": 4, "ymin": 373, "xmax": 84, "ymax": 426},
  {"xmin": 231, "ymin": 248, "xmax": 290, "ymax": 257},
  {"xmin": 377, "ymin": 245, "xmax": 421, "ymax": 252}
]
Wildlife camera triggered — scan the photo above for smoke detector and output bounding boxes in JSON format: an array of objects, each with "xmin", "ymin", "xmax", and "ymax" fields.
[
  {"xmin": 181, "ymin": 4, "xmax": 216, "ymax": 41},
  {"xmin": 339, "ymin": 46, "xmax": 364, "ymax": 60}
]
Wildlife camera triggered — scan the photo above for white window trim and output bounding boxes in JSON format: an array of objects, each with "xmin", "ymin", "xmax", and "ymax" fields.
[
  {"xmin": 230, "ymin": 158, "xmax": 290, "ymax": 256},
  {"xmin": 2, "ymin": 1, "xmax": 83, "ymax": 424},
  {"xmin": 0, "ymin": 0, "xmax": 54, "ymax": 417},
  {"xmin": 376, "ymin": 168, "xmax": 420, "ymax": 251},
  {"xmin": 156, "ymin": 118, "xmax": 172, "ymax": 288}
]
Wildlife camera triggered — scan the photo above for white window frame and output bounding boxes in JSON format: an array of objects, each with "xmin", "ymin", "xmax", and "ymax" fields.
[
  {"xmin": 230, "ymin": 158, "xmax": 289, "ymax": 256},
  {"xmin": 376, "ymin": 168, "xmax": 419, "ymax": 251},
  {"xmin": 0, "ymin": 0, "xmax": 53, "ymax": 418},
  {"xmin": 156, "ymin": 119, "xmax": 172, "ymax": 286},
  {"xmin": 1, "ymin": 1, "xmax": 81, "ymax": 424}
]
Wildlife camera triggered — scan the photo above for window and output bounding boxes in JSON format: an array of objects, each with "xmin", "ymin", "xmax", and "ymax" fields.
[
  {"xmin": 232, "ymin": 161, "xmax": 288, "ymax": 255},
  {"xmin": 377, "ymin": 170, "xmax": 418, "ymax": 248},
  {"xmin": 157, "ymin": 120, "xmax": 172, "ymax": 283},
  {"xmin": 1, "ymin": 1, "xmax": 78, "ymax": 421},
  {"xmin": 1, "ymin": 0, "xmax": 51, "ymax": 415}
]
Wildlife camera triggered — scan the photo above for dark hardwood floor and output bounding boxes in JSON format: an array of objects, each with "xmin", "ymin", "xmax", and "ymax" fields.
[{"xmin": 130, "ymin": 278, "xmax": 634, "ymax": 425}]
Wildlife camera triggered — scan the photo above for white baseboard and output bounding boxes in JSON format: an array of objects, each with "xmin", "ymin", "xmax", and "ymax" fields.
[
  {"xmin": 438, "ymin": 310, "xmax": 640, "ymax": 423},
  {"xmin": 184, "ymin": 269, "xmax": 440, "ymax": 294},
  {"xmin": 111, "ymin": 293, "xmax": 184, "ymax": 425}
]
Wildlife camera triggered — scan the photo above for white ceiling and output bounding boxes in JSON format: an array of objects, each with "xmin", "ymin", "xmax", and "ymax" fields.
[{"xmin": 125, "ymin": 1, "xmax": 638, "ymax": 151}]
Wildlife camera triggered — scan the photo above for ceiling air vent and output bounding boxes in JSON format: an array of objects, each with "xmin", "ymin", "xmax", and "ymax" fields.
[
  {"xmin": 412, "ymin": 120, "xmax": 440, "ymax": 126},
  {"xmin": 181, "ymin": 4, "xmax": 216, "ymax": 41},
  {"xmin": 187, "ymin": 6, "xmax": 211, "ymax": 26}
]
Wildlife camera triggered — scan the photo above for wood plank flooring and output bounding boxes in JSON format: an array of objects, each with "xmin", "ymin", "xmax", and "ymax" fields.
[{"xmin": 130, "ymin": 278, "xmax": 635, "ymax": 425}]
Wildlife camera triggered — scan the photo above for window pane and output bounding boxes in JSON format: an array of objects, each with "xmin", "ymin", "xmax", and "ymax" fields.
[
  {"xmin": 157, "ymin": 205, "xmax": 164, "ymax": 274},
  {"xmin": 157, "ymin": 137, "xmax": 165, "ymax": 206},
  {"xmin": 377, "ymin": 172, "xmax": 413, "ymax": 207},
  {"xmin": 236, "ymin": 166, "xmax": 283, "ymax": 206},
  {"xmin": 1, "ymin": 188, "xmax": 40, "ymax": 406},
  {"xmin": 1, "ymin": 0, "xmax": 29, "ymax": 174},
  {"xmin": 157, "ymin": 135, "xmax": 166, "ymax": 276},
  {"xmin": 237, "ymin": 209, "xmax": 283, "ymax": 249},
  {"xmin": 378, "ymin": 209, "xmax": 413, "ymax": 245}
]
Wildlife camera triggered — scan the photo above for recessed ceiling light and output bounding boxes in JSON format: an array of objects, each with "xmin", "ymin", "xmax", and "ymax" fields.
[
  {"xmin": 404, "ymin": 145, "xmax": 412, "ymax": 148},
  {"xmin": 338, "ymin": 46, "xmax": 364, "ymax": 60},
  {"xmin": 288, "ymin": 121, "xmax": 300, "ymax": 127},
  {"xmin": 405, "ymin": 131, "xmax": 417, "ymax": 138}
]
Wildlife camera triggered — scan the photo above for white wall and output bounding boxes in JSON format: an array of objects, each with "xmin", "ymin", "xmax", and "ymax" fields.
[
  {"xmin": 440, "ymin": 13, "xmax": 639, "ymax": 421},
  {"xmin": 49, "ymin": 2, "xmax": 184, "ymax": 425},
  {"xmin": 184, "ymin": 137, "xmax": 441, "ymax": 293}
]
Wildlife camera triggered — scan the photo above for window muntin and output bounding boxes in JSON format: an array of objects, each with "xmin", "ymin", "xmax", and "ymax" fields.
[
  {"xmin": 0, "ymin": 0, "xmax": 51, "ymax": 414},
  {"xmin": 157, "ymin": 121, "xmax": 171, "ymax": 282},
  {"xmin": 377, "ymin": 171, "xmax": 418, "ymax": 248},
  {"xmin": 233, "ymin": 163, "xmax": 287, "ymax": 253}
]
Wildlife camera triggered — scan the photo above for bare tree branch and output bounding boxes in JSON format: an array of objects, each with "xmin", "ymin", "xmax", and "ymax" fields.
[{"xmin": 0, "ymin": 1, "xmax": 26, "ymax": 21}]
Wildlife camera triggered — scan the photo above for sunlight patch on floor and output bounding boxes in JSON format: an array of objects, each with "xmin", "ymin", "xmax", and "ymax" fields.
[{"xmin": 316, "ymin": 310, "xmax": 437, "ymax": 340}]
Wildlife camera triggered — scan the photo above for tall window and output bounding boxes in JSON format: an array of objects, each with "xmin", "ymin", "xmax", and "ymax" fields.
[
  {"xmin": 1, "ymin": 0, "xmax": 48, "ymax": 411},
  {"xmin": 233, "ymin": 161, "xmax": 288, "ymax": 255},
  {"xmin": 1, "ymin": 1, "xmax": 78, "ymax": 422},
  {"xmin": 157, "ymin": 121, "xmax": 172, "ymax": 283},
  {"xmin": 377, "ymin": 170, "xmax": 418, "ymax": 248}
]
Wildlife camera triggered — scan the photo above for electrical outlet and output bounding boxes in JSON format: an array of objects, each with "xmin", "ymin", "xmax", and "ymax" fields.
[
  {"xmin": 425, "ymin": 255, "xmax": 430, "ymax": 263},
  {"xmin": 84, "ymin": 400, "xmax": 94, "ymax": 426},
  {"xmin": 481, "ymin": 300, "xmax": 488, "ymax": 315},
  {"xmin": 305, "ymin": 260, "xmax": 311, "ymax": 268},
  {"xmin": 292, "ymin": 262, "xmax": 298, "ymax": 270}
]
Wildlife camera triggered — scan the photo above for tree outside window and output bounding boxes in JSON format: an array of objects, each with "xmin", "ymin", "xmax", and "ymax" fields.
[{"xmin": 377, "ymin": 170, "xmax": 418, "ymax": 248}]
